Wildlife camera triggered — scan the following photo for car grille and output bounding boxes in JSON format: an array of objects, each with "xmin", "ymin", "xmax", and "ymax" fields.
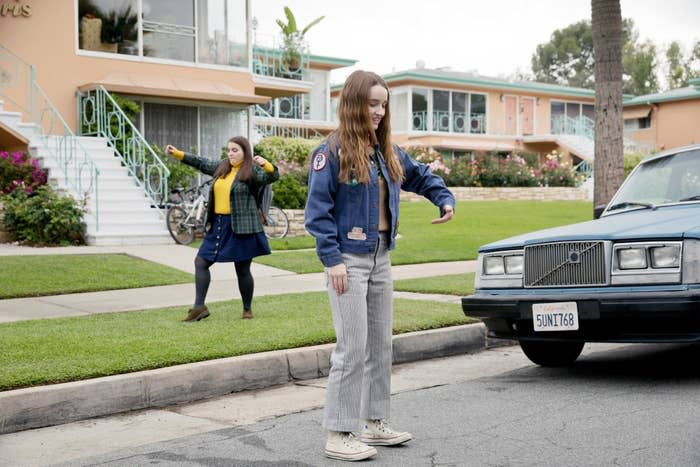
[{"xmin": 524, "ymin": 241, "xmax": 606, "ymax": 287}]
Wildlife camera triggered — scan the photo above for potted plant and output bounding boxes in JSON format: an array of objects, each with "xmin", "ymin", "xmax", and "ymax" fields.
[{"xmin": 276, "ymin": 6, "xmax": 324, "ymax": 74}]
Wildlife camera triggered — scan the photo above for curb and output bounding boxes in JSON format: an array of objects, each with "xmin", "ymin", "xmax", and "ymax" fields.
[{"xmin": 0, "ymin": 323, "xmax": 489, "ymax": 435}]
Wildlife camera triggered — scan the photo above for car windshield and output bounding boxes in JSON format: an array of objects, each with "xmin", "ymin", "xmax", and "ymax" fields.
[{"xmin": 607, "ymin": 149, "xmax": 700, "ymax": 213}]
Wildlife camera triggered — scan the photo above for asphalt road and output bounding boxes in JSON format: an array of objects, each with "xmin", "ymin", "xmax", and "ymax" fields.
[{"xmin": 5, "ymin": 342, "xmax": 700, "ymax": 466}]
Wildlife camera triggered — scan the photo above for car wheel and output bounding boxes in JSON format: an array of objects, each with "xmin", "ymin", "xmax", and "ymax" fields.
[{"xmin": 519, "ymin": 340, "xmax": 585, "ymax": 367}]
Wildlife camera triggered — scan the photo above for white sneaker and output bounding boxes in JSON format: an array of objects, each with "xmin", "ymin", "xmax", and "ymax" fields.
[
  {"xmin": 325, "ymin": 431, "xmax": 377, "ymax": 461},
  {"xmin": 360, "ymin": 419, "xmax": 412, "ymax": 446}
]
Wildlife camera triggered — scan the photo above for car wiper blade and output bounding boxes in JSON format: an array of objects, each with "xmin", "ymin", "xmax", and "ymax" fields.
[
  {"xmin": 606, "ymin": 201, "xmax": 657, "ymax": 211},
  {"xmin": 679, "ymin": 195, "xmax": 700, "ymax": 202}
]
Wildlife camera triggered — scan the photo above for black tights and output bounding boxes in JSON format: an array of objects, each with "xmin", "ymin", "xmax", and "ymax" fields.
[{"xmin": 194, "ymin": 255, "xmax": 254, "ymax": 311}]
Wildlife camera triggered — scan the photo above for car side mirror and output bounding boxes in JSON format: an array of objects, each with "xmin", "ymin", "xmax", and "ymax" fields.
[{"xmin": 593, "ymin": 204, "xmax": 607, "ymax": 219}]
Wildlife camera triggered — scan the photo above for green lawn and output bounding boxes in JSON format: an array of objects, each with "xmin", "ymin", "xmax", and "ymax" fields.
[
  {"xmin": 393, "ymin": 273, "xmax": 475, "ymax": 296},
  {"xmin": 255, "ymin": 200, "xmax": 592, "ymax": 273},
  {"xmin": 0, "ymin": 293, "xmax": 474, "ymax": 391},
  {"xmin": 0, "ymin": 254, "xmax": 193, "ymax": 299}
]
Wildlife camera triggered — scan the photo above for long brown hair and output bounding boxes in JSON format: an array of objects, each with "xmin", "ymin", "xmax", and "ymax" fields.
[
  {"xmin": 334, "ymin": 70, "xmax": 403, "ymax": 184},
  {"xmin": 212, "ymin": 136, "xmax": 254, "ymax": 181}
]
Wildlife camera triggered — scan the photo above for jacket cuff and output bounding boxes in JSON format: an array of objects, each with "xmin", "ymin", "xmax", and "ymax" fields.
[
  {"xmin": 171, "ymin": 149, "xmax": 185, "ymax": 160},
  {"xmin": 262, "ymin": 161, "xmax": 274, "ymax": 173},
  {"xmin": 320, "ymin": 251, "xmax": 344, "ymax": 268}
]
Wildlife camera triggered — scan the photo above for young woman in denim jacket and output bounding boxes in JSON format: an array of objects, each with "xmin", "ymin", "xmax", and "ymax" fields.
[
  {"xmin": 305, "ymin": 71, "xmax": 455, "ymax": 461},
  {"xmin": 166, "ymin": 136, "xmax": 279, "ymax": 321}
]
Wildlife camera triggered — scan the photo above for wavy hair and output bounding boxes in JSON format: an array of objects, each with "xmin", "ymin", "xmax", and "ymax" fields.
[
  {"xmin": 333, "ymin": 70, "xmax": 403, "ymax": 184},
  {"xmin": 212, "ymin": 136, "xmax": 254, "ymax": 182}
]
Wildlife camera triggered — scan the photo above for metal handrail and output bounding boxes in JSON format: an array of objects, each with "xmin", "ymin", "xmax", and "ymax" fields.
[
  {"xmin": 551, "ymin": 115, "xmax": 595, "ymax": 140},
  {"xmin": 79, "ymin": 85, "xmax": 170, "ymax": 209},
  {"xmin": 0, "ymin": 43, "xmax": 101, "ymax": 229}
]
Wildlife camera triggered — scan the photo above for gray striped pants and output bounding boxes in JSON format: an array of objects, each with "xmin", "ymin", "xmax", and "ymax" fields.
[{"xmin": 323, "ymin": 235, "xmax": 393, "ymax": 432}]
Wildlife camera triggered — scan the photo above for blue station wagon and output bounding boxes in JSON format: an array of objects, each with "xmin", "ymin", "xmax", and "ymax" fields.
[{"xmin": 462, "ymin": 144, "xmax": 700, "ymax": 366}]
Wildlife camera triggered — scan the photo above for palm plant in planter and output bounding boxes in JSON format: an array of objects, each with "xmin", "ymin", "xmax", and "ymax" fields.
[{"xmin": 276, "ymin": 6, "xmax": 324, "ymax": 75}]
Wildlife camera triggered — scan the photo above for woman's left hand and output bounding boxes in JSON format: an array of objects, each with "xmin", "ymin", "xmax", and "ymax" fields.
[
  {"xmin": 431, "ymin": 205, "xmax": 454, "ymax": 224},
  {"xmin": 253, "ymin": 155, "xmax": 268, "ymax": 167}
]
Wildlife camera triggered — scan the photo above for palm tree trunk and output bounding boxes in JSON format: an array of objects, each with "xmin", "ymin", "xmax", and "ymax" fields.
[{"xmin": 591, "ymin": 0, "xmax": 624, "ymax": 209}]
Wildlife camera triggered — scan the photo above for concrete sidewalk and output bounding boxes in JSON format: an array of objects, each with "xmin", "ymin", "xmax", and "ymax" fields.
[
  {"xmin": 0, "ymin": 243, "xmax": 476, "ymax": 322},
  {"xmin": 0, "ymin": 243, "xmax": 484, "ymax": 434}
]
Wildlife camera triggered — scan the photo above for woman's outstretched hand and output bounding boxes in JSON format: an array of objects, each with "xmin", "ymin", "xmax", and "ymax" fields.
[
  {"xmin": 431, "ymin": 205, "xmax": 454, "ymax": 224},
  {"xmin": 253, "ymin": 155, "xmax": 268, "ymax": 167},
  {"xmin": 165, "ymin": 144, "xmax": 177, "ymax": 155},
  {"xmin": 327, "ymin": 263, "xmax": 348, "ymax": 295}
]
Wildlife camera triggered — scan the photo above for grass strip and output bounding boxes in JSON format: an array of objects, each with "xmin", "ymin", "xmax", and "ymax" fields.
[
  {"xmin": 0, "ymin": 292, "xmax": 474, "ymax": 391},
  {"xmin": 255, "ymin": 200, "xmax": 592, "ymax": 273},
  {"xmin": 393, "ymin": 273, "xmax": 475, "ymax": 296},
  {"xmin": 0, "ymin": 254, "xmax": 193, "ymax": 299}
]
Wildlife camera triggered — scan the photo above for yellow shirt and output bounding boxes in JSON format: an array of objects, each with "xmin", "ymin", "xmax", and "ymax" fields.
[{"xmin": 213, "ymin": 165, "xmax": 239, "ymax": 214}]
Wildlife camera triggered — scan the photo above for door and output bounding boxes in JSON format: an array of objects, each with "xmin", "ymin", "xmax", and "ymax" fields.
[
  {"xmin": 504, "ymin": 95, "xmax": 517, "ymax": 135},
  {"xmin": 520, "ymin": 97, "xmax": 535, "ymax": 135}
]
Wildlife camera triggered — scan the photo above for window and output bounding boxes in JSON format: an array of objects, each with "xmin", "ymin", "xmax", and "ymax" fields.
[
  {"xmin": 77, "ymin": 0, "xmax": 248, "ymax": 66},
  {"xmin": 411, "ymin": 88, "xmax": 486, "ymax": 133},
  {"xmin": 470, "ymin": 94, "xmax": 486, "ymax": 134},
  {"xmin": 412, "ymin": 89, "xmax": 428, "ymax": 131},
  {"xmin": 143, "ymin": 102, "xmax": 247, "ymax": 158},
  {"xmin": 432, "ymin": 90, "xmax": 450, "ymax": 132},
  {"xmin": 624, "ymin": 116, "xmax": 651, "ymax": 131},
  {"xmin": 551, "ymin": 101, "xmax": 595, "ymax": 135}
]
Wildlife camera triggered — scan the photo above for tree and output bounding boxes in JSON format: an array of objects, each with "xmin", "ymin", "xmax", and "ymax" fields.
[
  {"xmin": 665, "ymin": 40, "xmax": 700, "ymax": 89},
  {"xmin": 531, "ymin": 18, "xmax": 655, "ymax": 94},
  {"xmin": 592, "ymin": 0, "xmax": 624, "ymax": 208},
  {"xmin": 622, "ymin": 39, "xmax": 658, "ymax": 95}
]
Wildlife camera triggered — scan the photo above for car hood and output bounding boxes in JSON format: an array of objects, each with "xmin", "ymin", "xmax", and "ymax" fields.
[{"xmin": 480, "ymin": 203, "xmax": 700, "ymax": 252}]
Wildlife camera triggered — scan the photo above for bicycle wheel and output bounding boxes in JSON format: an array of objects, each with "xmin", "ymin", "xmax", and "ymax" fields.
[
  {"xmin": 166, "ymin": 206, "xmax": 195, "ymax": 245},
  {"xmin": 263, "ymin": 206, "xmax": 289, "ymax": 239}
]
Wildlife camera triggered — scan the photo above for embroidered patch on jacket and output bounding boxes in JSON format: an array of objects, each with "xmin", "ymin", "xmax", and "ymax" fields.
[
  {"xmin": 347, "ymin": 227, "xmax": 367, "ymax": 241},
  {"xmin": 312, "ymin": 152, "xmax": 327, "ymax": 171}
]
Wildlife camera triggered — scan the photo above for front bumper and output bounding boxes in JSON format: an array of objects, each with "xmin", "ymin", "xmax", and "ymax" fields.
[{"xmin": 462, "ymin": 288, "xmax": 700, "ymax": 343}]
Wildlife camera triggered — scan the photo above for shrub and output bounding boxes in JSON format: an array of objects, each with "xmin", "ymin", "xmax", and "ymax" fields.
[
  {"xmin": 254, "ymin": 136, "xmax": 320, "ymax": 165},
  {"xmin": 3, "ymin": 186, "xmax": 85, "ymax": 246},
  {"xmin": 536, "ymin": 151, "xmax": 583, "ymax": 187},
  {"xmin": 0, "ymin": 151, "xmax": 47, "ymax": 195},
  {"xmin": 272, "ymin": 175, "xmax": 307, "ymax": 209}
]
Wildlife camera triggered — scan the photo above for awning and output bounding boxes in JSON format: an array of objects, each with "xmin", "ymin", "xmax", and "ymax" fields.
[
  {"xmin": 79, "ymin": 72, "xmax": 270, "ymax": 105},
  {"xmin": 624, "ymin": 106, "xmax": 652, "ymax": 120}
]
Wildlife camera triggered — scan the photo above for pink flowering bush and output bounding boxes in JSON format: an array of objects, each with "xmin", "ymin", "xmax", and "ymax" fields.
[
  {"xmin": 406, "ymin": 147, "xmax": 581, "ymax": 187},
  {"xmin": 537, "ymin": 151, "xmax": 584, "ymax": 187},
  {"xmin": 0, "ymin": 151, "xmax": 47, "ymax": 195}
]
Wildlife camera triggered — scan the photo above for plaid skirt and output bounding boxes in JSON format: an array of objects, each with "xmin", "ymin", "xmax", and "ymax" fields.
[{"xmin": 197, "ymin": 214, "xmax": 271, "ymax": 263}]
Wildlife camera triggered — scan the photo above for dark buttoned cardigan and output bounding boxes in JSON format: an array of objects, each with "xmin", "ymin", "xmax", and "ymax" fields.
[{"xmin": 181, "ymin": 153, "xmax": 279, "ymax": 234}]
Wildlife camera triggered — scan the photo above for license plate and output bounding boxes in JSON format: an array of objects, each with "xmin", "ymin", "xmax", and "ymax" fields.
[{"xmin": 532, "ymin": 302, "xmax": 579, "ymax": 331}]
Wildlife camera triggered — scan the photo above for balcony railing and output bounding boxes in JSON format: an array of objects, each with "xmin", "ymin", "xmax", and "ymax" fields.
[
  {"xmin": 551, "ymin": 115, "xmax": 595, "ymax": 139},
  {"xmin": 252, "ymin": 45, "xmax": 309, "ymax": 81},
  {"xmin": 411, "ymin": 110, "xmax": 486, "ymax": 134}
]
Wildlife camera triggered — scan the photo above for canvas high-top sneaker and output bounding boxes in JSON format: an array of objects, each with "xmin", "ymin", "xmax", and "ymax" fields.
[
  {"xmin": 325, "ymin": 431, "xmax": 377, "ymax": 461},
  {"xmin": 359, "ymin": 419, "xmax": 412, "ymax": 446}
]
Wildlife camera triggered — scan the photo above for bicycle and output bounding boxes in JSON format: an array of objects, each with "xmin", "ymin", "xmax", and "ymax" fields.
[
  {"xmin": 262, "ymin": 205, "xmax": 289, "ymax": 239},
  {"xmin": 166, "ymin": 180, "xmax": 211, "ymax": 245}
]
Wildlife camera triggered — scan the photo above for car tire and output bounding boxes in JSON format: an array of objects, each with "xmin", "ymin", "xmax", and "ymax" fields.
[{"xmin": 519, "ymin": 340, "xmax": 585, "ymax": 367}]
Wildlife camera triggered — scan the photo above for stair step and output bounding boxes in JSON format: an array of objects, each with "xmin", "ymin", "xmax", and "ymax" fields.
[{"xmin": 84, "ymin": 232, "xmax": 174, "ymax": 246}]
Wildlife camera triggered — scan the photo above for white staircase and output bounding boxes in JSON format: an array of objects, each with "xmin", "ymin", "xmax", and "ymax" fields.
[
  {"xmin": 0, "ymin": 99, "xmax": 173, "ymax": 245},
  {"xmin": 554, "ymin": 134, "xmax": 594, "ymax": 162}
]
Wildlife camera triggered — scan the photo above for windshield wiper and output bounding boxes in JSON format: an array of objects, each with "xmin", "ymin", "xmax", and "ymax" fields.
[
  {"xmin": 606, "ymin": 201, "xmax": 657, "ymax": 212},
  {"xmin": 679, "ymin": 195, "xmax": 700, "ymax": 202}
]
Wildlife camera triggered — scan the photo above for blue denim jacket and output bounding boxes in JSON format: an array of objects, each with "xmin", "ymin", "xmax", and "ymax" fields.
[{"xmin": 304, "ymin": 139, "xmax": 455, "ymax": 267}]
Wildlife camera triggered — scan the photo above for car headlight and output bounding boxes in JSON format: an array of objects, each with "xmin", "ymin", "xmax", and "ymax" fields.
[
  {"xmin": 484, "ymin": 256, "xmax": 505, "ymax": 275},
  {"xmin": 617, "ymin": 247, "xmax": 647, "ymax": 269},
  {"xmin": 612, "ymin": 241, "xmax": 683, "ymax": 285},
  {"xmin": 650, "ymin": 245, "xmax": 680, "ymax": 268},
  {"xmin": 476, "ymin": 251, "xmax": 524, "ymax": 289},
  {"xmin": 505, "ymin": 255, "xmax": 524, "ymax": 274}
]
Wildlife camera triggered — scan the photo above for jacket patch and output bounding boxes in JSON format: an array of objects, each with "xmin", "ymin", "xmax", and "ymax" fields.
[
  {"xmin": 347, "ymin": 227, "xmax": 367, "ymax": 241},
  {"xmin": 312, "ymin": 152, "xmax": 328, "ymax": 171}
]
